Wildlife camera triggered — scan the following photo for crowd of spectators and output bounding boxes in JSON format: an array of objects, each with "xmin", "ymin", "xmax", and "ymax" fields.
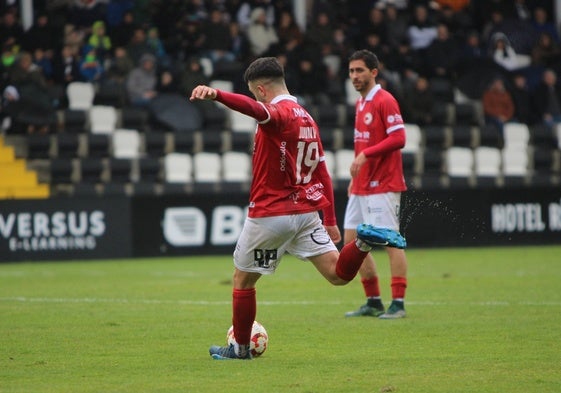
[{"xmin": 0, "ymin": 0, "xmax": 560, "ymax": 135}]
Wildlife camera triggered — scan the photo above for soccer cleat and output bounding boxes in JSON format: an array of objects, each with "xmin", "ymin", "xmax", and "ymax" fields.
[
  {"xmin": 209, "ymin": 344, "xmax": 252, "ymax": 360},
  {"xmin": 356, "ymin": 224, "xmax": 407, "ymax": 249},
  {"xmin": 378, "ymin": 301, "xmax": 406, "ymax": 319},
  {"xmin": 345, "ymin": 303, "xmax": 385, "ymax": 317}
]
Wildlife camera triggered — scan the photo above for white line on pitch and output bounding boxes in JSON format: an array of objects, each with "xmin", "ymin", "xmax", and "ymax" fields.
[{"xmin": 0, "ymin": 297, "xmax": 560, "ymax": 306}]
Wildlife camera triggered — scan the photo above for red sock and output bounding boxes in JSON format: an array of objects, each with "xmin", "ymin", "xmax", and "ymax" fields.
[
  {"xmin": 335, "ymin": 242, "xmax": 369, "ymax": 281},
  {"xmin": 362, "ymin": 276, "xmax": 381, "ymax": 298},
  {"xmin": 391, "ymin": 276, "xmax": 407, "ymax": 300},
  {"xmin": 232, "ymin": 288, "xmax": 256, "ymax": 345}
]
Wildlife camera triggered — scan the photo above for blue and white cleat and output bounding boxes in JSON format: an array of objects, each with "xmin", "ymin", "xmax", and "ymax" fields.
[
  {"xmin": 356, "ymin": 224, "xmax": 407, "ymax": 249},
  {"xmin": 209, "ymin": 344, "xmax": 252, "ymax": 360}
]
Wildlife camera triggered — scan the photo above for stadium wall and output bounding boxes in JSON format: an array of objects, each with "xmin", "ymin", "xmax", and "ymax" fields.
[{"xmin": 1, "ymin": 187, "xmax": 560, "ymax": 262}]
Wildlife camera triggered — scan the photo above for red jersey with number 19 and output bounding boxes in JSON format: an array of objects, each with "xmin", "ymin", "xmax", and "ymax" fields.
[
  {"xmin": 352, "ymin": 84, "xmax": 407, "ymax": 195},
  {"xmin": 248, "ymin": 94, "xmax": 332, "ymax": 218}
]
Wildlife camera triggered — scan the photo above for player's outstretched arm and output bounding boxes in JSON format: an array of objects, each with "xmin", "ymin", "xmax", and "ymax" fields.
[
  {"xmin": 190, "ymin": 86, "xmax": 269, "ymax": 122},
  {"xmin": 190, "ymin": 85, "xmax": 217, "ymax": 101}
]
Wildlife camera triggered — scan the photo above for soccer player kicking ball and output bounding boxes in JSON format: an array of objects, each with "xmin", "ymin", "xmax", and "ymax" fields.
[{"xmin": 190, "ymin": 57, "xmax": 406, "ymax": 360}]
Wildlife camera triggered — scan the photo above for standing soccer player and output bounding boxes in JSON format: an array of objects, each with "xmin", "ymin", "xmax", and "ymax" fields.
[
  {"xmin": 344, "ymin": 50, "xmax": 409, "ymax": 319},
  {"xmin": 190, "ymin": 57, "xmax": 406, "ymax": 360}
]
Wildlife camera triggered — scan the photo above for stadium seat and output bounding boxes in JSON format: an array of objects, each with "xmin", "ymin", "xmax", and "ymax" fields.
[
  {"xmin": 529, "ymin": 147, "xmax": 559, "ymax": 187},
  {"xmin": 164, "ymin": 153, "xmax": 192, "ymax": 183},
  {"xmin": 446, "ymin": 146, "xmax": 474, "ymax": 188},
  {"xmin": 341, "ymin": 126, "xmax": 355, "ymax": 149},
  {"xmin": 108, "ymin": 158, "xmax": 133, "ymax": 183},
  {"xmin": 315, "ymin": 103, "xmax": 343, "ymax": 130},
  {"xmin": 200, "ymin": 130, "xmax": 225, "ymax": 152},
  {"xmin": 402, "ymin": 151, "xmax": 417, "ymax": 176},
  {"xmin": 89, "ymin": 105, "xmax": 118, "ymax": 135},
  {"xmin": 503, "ymin": 122, "xmax": 530, "ymax": 150},
  {"xmin": 422, "ymin": 147, "xmax": 444, "ymax": 175},
  {"xmin": 446, "ymin": 146, "xmax": 474, "ymax": 173},
  {"xmin": 143, "ymin": 132, "xmax": 168, "ymax": 157},
  {"xmin": 79, "ymin": 157, "xmax": 106, "ymax": 183},
  {"xmin": 199, "ymin": 102, "xmax": 228, "ymax": 131},
  {"xmin": 230, "ymin": 110, "xmax": 256, "ymax": 133},
  {"xmin": 502, "ymin": 148, "xmax": 529, "ymax": 186},
  {"xmin": 87, "ymin": 134, "xmax": 110, "ymax": 158},
  {"xmin": 429, "ymin": 77, "xmax": 454, "ymax": 103},
  {"xmin": 430, "ymin": 102, "xmax": 455, "ymax": 126},
  {"xmin": 334, "ymin": 149, "xmax": 354, "ymax": 183},
  {"xmin": 345, "ymin": 78, "xmax": 361, "ymax": 107},
  {"xmin": 319, "ymin": 128, "xmax": 336, "ymax": 151},
  {"xmin": 478, "ymin": 124, "xmax": 503, "ymax": 148},
  {"xmin": 222, "ymin": 151, "xmax": 251, "ymax": 183},
  {"xmin": 454, "ymin": 101, "xmax": 482, "ymax": 126},
  {"xmin": 49, "ymin": 158, "xmax": 75, "ymax": 184},
  {"xmin": 121, "ymin": 106, "xmax": 150, "ymax": 132},
  {"xmin": 193, "ymin": 152, "xmax": 221, "ymax": 183},
  {"xmin": 451, "ymin": 125, "xmax": 475, "ymax": 148},
  {"xmin": 423, "ymin": 125, "xmax": 448, "ymax": 149},
  {"xmin": 209, "ymin": 79, "xmax": 234, "ymax": 92},
  {"xmin": 62, "ymin": 109, "xmax": 87, "ymax": 133},
  {"xmin": 67, "ymin": 82, "xmax": 95, "ymax": 110},
  {"xmin": 173, "ymin": 132, "xmax": 196, "ymax": 153},
  {"xmin": 137, "ymin": 157, "xmax": 161, "ymax": 182},
  {"xmin": 322, "ymin": 150, "xmax": 336, "ymax": 178},
  {"xmin": 474, "ymin": 146, "xmax": 501, "ymax": 187},
  {"xmin": 55, "ymin": 133, "xmax": 81, "ymax": 158},
  {"xmin": 530, "ymin": 124, "xmax": 557, "ymax": 148},
  {"xmin": 112, "ymin": 129, "xmax": 141, "ymax": 159},
  {"xmin": 199, "ymin": 57, "xmax": 213, "ymax": 77},
  {"xmin": 26, "ymin": 134, "xmax": 52, "ymax": 159},
  {"xmin": 403, "ymin": 123, "xmax": 422, "ymax": 153},
  {"xmin": 229, "ymin": 131, "xmax": 253, "ymax": 153},
  {"xmin": 94, "ymin": 81, "xmax": 126, "ymax": 108}
]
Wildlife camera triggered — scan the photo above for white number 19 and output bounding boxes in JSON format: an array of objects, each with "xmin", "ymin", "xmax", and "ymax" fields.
[{"xmin": 295, "ymin": 141, "xmax": 320, "ymax": 184}]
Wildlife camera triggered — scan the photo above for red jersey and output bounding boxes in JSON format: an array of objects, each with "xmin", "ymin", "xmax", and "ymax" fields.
[
  {"xmin": 351, "ymin": 84, "xmax": 407, "ymax": 195},
  {"xmin": 215, "ymin": 91, "xmax": 335, "ymax": 221}
]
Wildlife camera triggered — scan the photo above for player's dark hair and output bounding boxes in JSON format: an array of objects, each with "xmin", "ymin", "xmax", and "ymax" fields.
[
  {"xmin": 349, "ymin": 50, "xmax": 379, "ymax": 70},
  {"xmin": 244, "ymin": 57, "xmax": 285, "ymax": 83}
]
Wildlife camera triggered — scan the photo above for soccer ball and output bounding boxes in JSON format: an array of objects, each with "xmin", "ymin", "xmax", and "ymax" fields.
[{"xmin": 226, "ymin": 321, "xmax": 268, "ymax": 357}]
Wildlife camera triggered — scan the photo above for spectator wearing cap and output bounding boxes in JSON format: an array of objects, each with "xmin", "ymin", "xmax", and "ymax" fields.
[
  {"xmin": 87, "ymin": 20, "xmax": 112, "ymax": 60},
  {"xmin": 79, "ymin": 45, "xmax": 104, "ymax": 82},
  {"xmin": 489, "ymin": 32, "xmax": 530, "ymax": 72}
]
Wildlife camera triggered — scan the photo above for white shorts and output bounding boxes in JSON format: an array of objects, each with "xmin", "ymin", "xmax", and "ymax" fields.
[
  {"xmin": 344, "ymin": 192, "xmax": 401, "ymax": 231},
  {"xmin": 234, "ymin": 212, "xmax": 338, "ymax": 275}
]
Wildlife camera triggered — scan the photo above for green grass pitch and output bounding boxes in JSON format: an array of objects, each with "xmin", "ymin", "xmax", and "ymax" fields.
[{"xmin": 1, "ymin": 246, "xmax": 560, "ymax": 393}]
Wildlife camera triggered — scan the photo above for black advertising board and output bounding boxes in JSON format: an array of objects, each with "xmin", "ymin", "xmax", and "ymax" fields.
[
  {"xmin": 401, "ymin": 187, "xmax": 561, "ymax": 247},
  {"xmin": 0, "ymin": 197, "xmax": 131, "ymax": 262},
  {"xmin": 131, "ymin": 187, "xmax": 561, "ymax": 257},
  {"xmin": 131, "ymin": 193, "xmax": 249, "ymax": 257},
  {"xmin": 1, "ymin": 186, "xmax": 559, "ymax": 262}
]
